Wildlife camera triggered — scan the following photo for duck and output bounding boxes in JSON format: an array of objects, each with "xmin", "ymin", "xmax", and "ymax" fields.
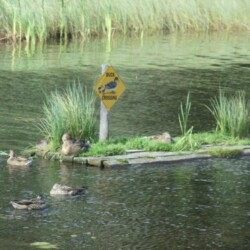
[
  {"xmin": 35, "ymin": 139, "xmax": 50, "ymax": 152},
  {"xmin": 10, "ymin": 195, "xmax": 49, "ymax": 210},
  {"xmin": 150, "ymin": 132, "xmax": 173, "ymax": 144},
  {"xmin": 98, "ymin": 77, "xmax": 119, "ymax": 94},
  {"xmin": 61, "ymin": 133, "xmax": 90, "ymax": 156},
  {"xmin": 50, "ymin": 183, "xmax": 88, "ymax": 196},
  {"xmin": 7, "ymin": 150, "xmax": 33, "ymax": 167}
]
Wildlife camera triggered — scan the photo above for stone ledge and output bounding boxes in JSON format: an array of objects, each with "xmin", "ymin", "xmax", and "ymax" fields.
[{"xmin": 34, "ymin": 145, "xmax": 250, "ymax": 169}]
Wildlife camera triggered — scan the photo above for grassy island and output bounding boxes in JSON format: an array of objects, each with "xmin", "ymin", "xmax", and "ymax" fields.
[{"xmin": 33, "ymin": 84, "xmax": 250, "ymax": 160}]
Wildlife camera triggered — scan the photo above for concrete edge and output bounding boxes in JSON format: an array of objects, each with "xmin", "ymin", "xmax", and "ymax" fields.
[{"xmin": 34, "ymin": 146, "xmax": 250, "ymax": 169}]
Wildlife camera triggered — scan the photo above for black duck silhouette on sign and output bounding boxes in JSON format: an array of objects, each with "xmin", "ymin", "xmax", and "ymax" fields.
[
  {"xmin": 95, "ymin": 66, "xmax": 126, "ymax": 110},
  {"xmin": 98, "ymin": 77, "xmax": 119, "ymax": 94}
]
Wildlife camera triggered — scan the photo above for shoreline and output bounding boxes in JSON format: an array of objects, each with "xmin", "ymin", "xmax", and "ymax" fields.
[{"xmin": 35, "ymin": 145, "xmax": 250, "ymax": 169}]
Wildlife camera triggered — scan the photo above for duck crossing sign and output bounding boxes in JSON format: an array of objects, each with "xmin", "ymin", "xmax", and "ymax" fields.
[{"xmin": 95, "ymin": 66, "xmax": 126, "ymax": 110}]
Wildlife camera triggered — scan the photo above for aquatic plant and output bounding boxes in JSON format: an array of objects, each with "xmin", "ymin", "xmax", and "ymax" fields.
[
  {"xmin": 0, "ymin": 0, "xmax": 249, "ymax": 43},
  {"xmin": 206, "ymin": 90, "xmax": 250, "ymax": 138},
  {"xmin": 178, "ymin": 91, "xmax": 191, "ymax": 136},
  {"xmin": 38, "ymin": 83, "xmax": 96, "ymax": 150},
  {"xmin": 173, "ymin": 127, "xmax": 200, "ymax": 151}
]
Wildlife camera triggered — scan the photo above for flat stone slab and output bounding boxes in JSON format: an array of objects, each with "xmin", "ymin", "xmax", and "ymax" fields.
[{"xmin": 61, "ymin": 145, "xmax": 250, "ymax": 168}]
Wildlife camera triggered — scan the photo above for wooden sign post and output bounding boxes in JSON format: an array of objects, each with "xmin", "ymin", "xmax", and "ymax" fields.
[
  {"xmin": 94, "ymin": 64, "xmax": 126, "ymax": 141},
  {"xmin": 99, "ymin": 64, "xmax": 109, "ymax": 141}
]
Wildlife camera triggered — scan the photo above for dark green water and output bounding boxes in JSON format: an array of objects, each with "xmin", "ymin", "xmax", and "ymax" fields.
[
  {"xmin": 0, "ymin": 33, "xmax": 250, "ymax": 249},
  {"xmin": 0, "ymin": 158, "xmax": 249, "ymax": 250},
  {"xmin": 0, "ymin": 33, "xmax": 250, "ymax": 152}
]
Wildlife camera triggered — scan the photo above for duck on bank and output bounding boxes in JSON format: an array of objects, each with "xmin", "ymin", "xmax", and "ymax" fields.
[{"xmin": 61, "ymin": 133, "xmax": 90, "ymax": 156}]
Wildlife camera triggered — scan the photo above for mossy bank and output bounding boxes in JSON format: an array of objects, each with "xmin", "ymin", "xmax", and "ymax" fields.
[{"xmin": 32, "ymin": 133, "xmax": 250, "ymax": 168}]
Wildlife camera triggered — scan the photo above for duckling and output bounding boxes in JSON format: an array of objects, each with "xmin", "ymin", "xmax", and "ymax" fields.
[
  {"xmin": 50, "ymin": 183, "xmax": 87, "ymax": 196},
  {"xmin": 7, "ymin": 150, "xmax": 33, "ymax": 167},
  {"xmin": 61, "ymin": 133, "xmax": 90, "ymax": 156},
  {"xmin": 10, "ymin": 195, "xmax": 49, "ymax": 210}
]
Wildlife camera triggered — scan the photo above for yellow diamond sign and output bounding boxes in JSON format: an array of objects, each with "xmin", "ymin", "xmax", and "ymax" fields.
[{"xmin": 95, "ymin": 66, "xmax": 126, "ymax": 110}]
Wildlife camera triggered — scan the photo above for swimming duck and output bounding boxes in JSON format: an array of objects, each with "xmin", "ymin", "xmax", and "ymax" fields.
[
  {"xmin": 98, "ymin": 77, "xmax": 119, "ymax": 94},
  {"xmin": 10, "ymin": 195, "xmax": 49, "ymax": 210},
  {"xmin": 61, "ymin": 133, "xmax": 90, "ymax": 156},
  {"xmin": 7, "ymin": 150, "xmax": 33, "ymax": 167},
  {"xmin": 50, "ymin": 183, "xmax": 87, "ymax": 196}
]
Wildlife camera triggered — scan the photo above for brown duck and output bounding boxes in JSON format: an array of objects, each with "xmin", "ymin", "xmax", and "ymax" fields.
[
  {"xmin": 50, "ymin": 183, "xmax": 88, "ymax": 196},
  {"xmin": 10, "ymin": 195, "xmax": 49, "ymax": 210},
  {"xmin": 7, "ymin": 150, "xmax": 33, "ymax": 167},
  {"xmin": 61, "ymin": 133, "xmax": 90, "ymax": 156}
]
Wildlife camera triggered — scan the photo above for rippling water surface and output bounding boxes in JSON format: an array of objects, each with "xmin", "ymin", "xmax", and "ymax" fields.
[
  {"xmin": 0, "ymin": 33, "xmax": 250, "ymax": 249},
  {"xmin": 0, "ymin": 33, "xmax": 250, "ymax": 152},
  {"xmin": 0, "ymin": 158, "xmax": 249, "ymax": 249}
]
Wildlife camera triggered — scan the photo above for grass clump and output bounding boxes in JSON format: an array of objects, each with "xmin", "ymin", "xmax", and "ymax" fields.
[
  {"xmin": 178, "ymin": 91, "xmax": 191, "ymax": 136},
  {"xmin": 173, "ymin": 127, "xmax": 201, "ymax": 151},
  {"xmin": 38, "ymin": 83, "xmax": 96, "ymax": 151},
  {"xmin": 144, "ymin": 141, "xmax": 172, "ymax": 152},
  {"xmin": 125, "ymin": 137, "xmax": 173, "ymax": 152},
  {"xmin": 175, "ymin": 92, "xmax": 200, "ymax": 151},
  {"xmin": 82, "ymin": 142, "xmax": 126, "ymax": 157},
  {"xmin": 81, "ymin": 136, "xmax": 173, "ymax": 157},
  {"xmin": 80, "ymin": 131, "xmax": 250, "ymax": 157},
  {"xmin": 207, "ymin": 90, "xmax": 250, "ymax": 138},
  {"xmin": 191, "ymin": 132, "xmax": 250, "ymax": 146},
  {"xmin": 125, "ymin": 137, "xmax": 152, "ymax": 149}
]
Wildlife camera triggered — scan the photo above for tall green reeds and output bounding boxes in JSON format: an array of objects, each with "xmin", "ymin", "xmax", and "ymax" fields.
[
  {"xmin": 178, "ymin": 91, "xmax": 192, "ymax": 136},
  {"xmin": 175, "ymin": 92, "xmax": 201, "ymax": 151},
  {"xmin": 0, "ymin": 0, "xmax": 249, "ymax": 44},
  {"xmin": 38, "ymin": 83, "xmax": 96, "ymax": 150},
  {"xmin": 207, "ymin": 90, "xmax": 250, "ymax": 138}
]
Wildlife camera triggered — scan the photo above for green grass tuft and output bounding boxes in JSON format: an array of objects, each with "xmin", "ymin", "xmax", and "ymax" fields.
[
  {"xmin": 81, "ymin": 136, "xmax": 174, "ymax": 156},
  {"xmin": 82, "ymin": 142, "xmax": 126, "ymax": 156},
  {"xmin": 173, "ymin": 127, "xmax": 201, "ymax": 151},
  {"xmin": 206, "ymin": 90, "xmax": 250, "ymax": 138},
  {"xmin": 38, "ymin": 82, "xmax": 96, "ymax": 150},
  {"xmin": 178, "ymin": 91, "xmax": 191, "ymax": 136}
]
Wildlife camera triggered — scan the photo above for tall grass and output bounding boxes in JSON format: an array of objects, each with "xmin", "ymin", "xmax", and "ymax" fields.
[
  {"xmin": 178, "ymin": 91, "xmax": 192, "ymax": 136},
  {"xmin": 38, "ymin": 83, "xmax": 96, "ymax": 150},
  {"xmin": 173, "ymin": 127, "xmax": 200, "ymax": 151},
  {"xmin": 0, "ymin": 0, "xmax": 249, "ymax": 43},
  {"xmin": 207, "ymin": 90, "xmax": 250, "ymax": 138}
]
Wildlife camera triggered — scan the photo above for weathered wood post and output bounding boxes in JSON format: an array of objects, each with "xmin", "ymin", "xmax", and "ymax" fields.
[{"xmin": 99, "ymin": 64, "xmax": 109, "ymax": 141}]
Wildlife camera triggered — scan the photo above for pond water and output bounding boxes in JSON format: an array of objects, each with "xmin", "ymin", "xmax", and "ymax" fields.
[
  {"xmin": 0, "ymin": 158, "xmax": 249, "ymax": 249},
  {"xmin": 0, "ymin": 33, "xmax": 250, "ymax": 249},
  {"xmin": 0, "ymin": 32, "xmax": 250, "ymax": 152}
]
